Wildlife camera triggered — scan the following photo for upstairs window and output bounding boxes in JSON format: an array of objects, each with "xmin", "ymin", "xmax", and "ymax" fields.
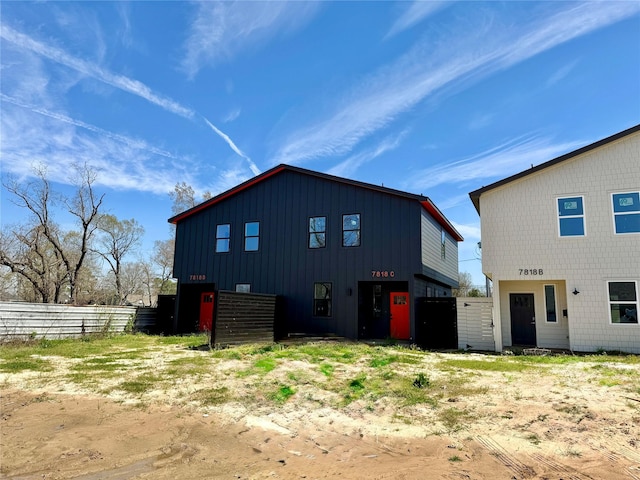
[
  {"xmin": 309, "ymin": 216, "xmax": 327, "ymax": 248},
  {"xmin": 313, "ymin": 282, "xmax": 332, "ymax": 317},
  {"xmin": 244, "ymin": 222, "xmax": 260, "ymax": 251},
  {"xmin": 342, "ymin": 214, "xmax": 361, "ymax": 247},
  {"xmin": 557, "ymin": 196, "xmax": 585, "ymax": 237},
  {"xmin": 612, "ymin": 192, "xmax": 640, "ymax": 234},
  {"xmin": 215, "ymin": 224, "xmax": 231, "ymax": 252},
  {"xmin": 608, "ymin": 281, "xmax": 638, "ymax": 324},
  {"xmin": 441, "ymin": 228, "xmax": 446, "ymax": 260}
]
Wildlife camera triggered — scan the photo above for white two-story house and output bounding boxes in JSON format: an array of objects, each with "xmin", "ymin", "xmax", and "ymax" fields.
[{"xmin": 469, "ymin": 125, "xmax": 639, "ymax": 353}]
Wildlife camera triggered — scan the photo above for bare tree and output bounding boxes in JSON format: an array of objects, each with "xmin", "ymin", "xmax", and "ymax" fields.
[
  {"xmin": 119, "ymin": 261, "xmax": 145, "ymax": 305},
  {"xmin": 93, "ymin": 215, "xmax": 144, "ymax": 305},
  {"xmin": 153, "ymin": 239, "xmax": 176, "ymax": 294},
  {"xmin": 453, "ymin": 272, "xmax": 473, "ymax": 297},
  {"xmin": 1, "ymin": 163, "xmax": 104, "ymax": 304},
  {"xmin": 139, "ymin": 260, "xmax": 156, "ymax": 306},
  {"xmin": 169, "ymin": 181, "xmax": 196, "ymax": 216}
]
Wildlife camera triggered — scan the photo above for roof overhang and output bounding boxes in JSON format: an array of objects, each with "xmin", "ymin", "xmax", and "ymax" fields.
[{"xmin": 421, "ymin": 200, "xmax": 464, "ymax": 242}]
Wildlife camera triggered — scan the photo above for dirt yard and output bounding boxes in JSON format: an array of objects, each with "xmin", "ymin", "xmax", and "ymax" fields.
[{"xmin": 1, "ymin": 340, "xmax": 639, "ymax": 479}]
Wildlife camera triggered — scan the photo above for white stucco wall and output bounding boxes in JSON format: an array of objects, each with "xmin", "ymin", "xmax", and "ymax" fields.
[{"xmin": 479, "ymin": 130, "xmax": 640, "ymax": 353}]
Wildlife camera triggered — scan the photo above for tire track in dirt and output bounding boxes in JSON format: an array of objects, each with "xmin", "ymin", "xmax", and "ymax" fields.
[{"xmin": 475, "ymin": 436, "xmax": 536, "ymax": 479}]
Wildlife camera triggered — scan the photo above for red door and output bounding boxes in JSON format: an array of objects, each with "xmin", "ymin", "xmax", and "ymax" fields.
[
  {"xmin": 199, "ymin": 292, "xmax": 215, "ymax": 332},
  {"xmin": 390, "ymin": 292, "xmax": 410, "ymax": 340}
]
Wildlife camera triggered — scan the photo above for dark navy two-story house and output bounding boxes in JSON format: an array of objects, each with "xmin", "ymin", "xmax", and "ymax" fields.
[{"xmin": 168, "ymin": 164, "xmax": 462, "ymax": 341}]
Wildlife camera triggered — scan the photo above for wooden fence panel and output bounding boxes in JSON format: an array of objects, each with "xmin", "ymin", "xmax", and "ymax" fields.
[{"xmin": 213, "ymin": 291, "xmax": 276, "ymax": 346}]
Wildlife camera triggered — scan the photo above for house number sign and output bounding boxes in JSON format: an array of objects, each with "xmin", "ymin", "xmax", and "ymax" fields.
[
  {"xmin": 371, "ymin": 270, "xmax": 395, "ymax": 278},
  {"xmin": 189, "ymin": 274, "xmax": 207, "ymax": 281},
  {"xmin": 519, "ymin": 269, "xmax": 543, "ymax": 276}
]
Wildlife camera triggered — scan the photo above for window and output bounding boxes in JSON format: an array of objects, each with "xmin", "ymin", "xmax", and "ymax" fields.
[
  {"xmin": 216, "ymin": 224, "xmax": 230, "ymax": 252},
  {"xmin": 544, "ymin": 285, "xmax": 557, "ymax": 323},
  {"xmin": 235, "ymin": 283, "xmax": 251, "ymax": 293},
  {"xmin": 244, "ymin": 222, "xmax": 260, "ymax": 251},
  {"xmin": 608, "ymin": 281, "xmax": 638, "ymax": 324},
  {"xmin": 309, "ymin": 216, "xmax": 326, "ymax": 248},
  {"xmin": 313, "ymin": 282, "xmax": 332, "ymax": 317},
  {"xmin": 612, "ymin": 192, "xmax": 640, "ymax": 234},
  {"xmin": 557, "ymin": 196, "xmax": 585, "ymax": 237},
  {"xmin": 342, "ymin": 214, "xmax": 360, "ymax": 247},
  {"xmin": 441, "ymin": 228, "xmax": 446, "ymax": 260}
]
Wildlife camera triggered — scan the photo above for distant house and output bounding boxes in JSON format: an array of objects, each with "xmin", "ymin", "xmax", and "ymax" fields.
[
  {"xmin": 469, "ymin": 125, "xmax": 640, "ymax": 353},
  {"xmin": 169, "ymin": 164, "xmax": 462, "ymax": 342}
]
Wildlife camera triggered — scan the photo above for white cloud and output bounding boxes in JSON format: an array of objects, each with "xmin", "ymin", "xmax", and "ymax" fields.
[
  {"xmin": 327, "ymin": 130, "xmax": 408, "ymax": 178},
  {"xmin": 468, "ymin": 113, "xmax": 494, "ymax": 131},
  {"xmin": 385, "ymin": 1, "xmax": 449, "ymax": 39},
  {"xmin": 271, "ymin": 2, "xmax": 640, "ymax": 166},
  {"xmin": 403, "ymin": 134, "xmax": 585, "ymax": 192},
  {"xmin": 0, "ymin": 23, "xmax": 195, "ymax": 119},
  {"xmin": 546, "ymin": 59, "xmax": 580, "ymax": 87},
  {"xmin": 0, "ymin": 22, "xmax": 256, "ymax": 187},
  {"xmin": 223, "ymin": 108, "xmax": 242, "ymax": 123},
  {"xmin": 180, "ymin": 1, "xmax": 320, "ymax": 79},
  {"xmin": 452, "ymin": 222, "xmax": 481, "ymax": 241},
  {"xmin": 0, "ymin": 100, "xmax": 196, "ymax": 195},
  {"xmin": 202, "ymin": 116, "xmax": 260, "ymax": 176}
]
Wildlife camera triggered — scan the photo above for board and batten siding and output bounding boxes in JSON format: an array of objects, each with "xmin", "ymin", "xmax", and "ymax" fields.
[
  {"xmin": 479, "ymin": 128, "xmax": 640, "ymax": 353},
  {"xmin": 173, "ymin": 170, "xmax": 424, "ymax": 338}
]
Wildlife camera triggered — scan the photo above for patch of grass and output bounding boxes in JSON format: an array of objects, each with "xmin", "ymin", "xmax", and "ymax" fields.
[
  {"xmin": 599, "ymin": 378, "xmax": 622, "ymax": 387},
  {"xmin": 156, "ymin": 334, "xmax": 209, "ymax": 348},
  {"xmin": 349, "ymin": 376, "xmax": 366, "ymax": 391},
  {"xmin": 412, "ymin": 372, "xmax": 430, "ymax": 388},
  {"xmin": 370, "ymin": 355, "xmax": 397, "ymax": 368},
  {"xmin": 191, "ymin": 387, "xmax": 230, "ymax": 405},
  {"xmin": 319, "ymin": 363, "xmax": 334, "ymax": 377},
  {"xmin": 255, "ymin": 357, "xmax": 277, "ymax": 373},
  {"xmin": 210, "ymin": 348, "xmax": 242, "ymax": 360},
  {"xmin": 287, "ymin": 343, "xmax": 367, "ymax": 364},
  {"xmin": 237, "ymin": 356, "xmax": 277, "ymax": 377},
  {"xmin": 66, "ymin": 372, "xmax": 102, "ymax": 386},
  {"xmin": 440, "ymin": 358, "xmax": 533, "ymax": 373},
  {"xmin": 525, "ymin": 433, "xmax": 541, "ymax": 445},
  {"xmin": 0, "ymin": 356, "xmax": 53, "ymax": 373},
  {"xmin": 340, "ymin": 375, "xmax": 367, "ymax": 405},
  {"xmin": 168, "ymin": 355, "xmax": 210, "ymax": 366},
  {"xmin": 448, "ymin": 455, "xmax": 462, "ymax": 462},
  {"xmin": 116, "ymin": 374, "xmax": 164, "ymax": 395},
  {"xmin": 269, "ymin": 385, "xmax": 295, "ymax": 404},
  {"xmin": 438, "ymin": 407, "xmax": 474, "ymax": 432}
]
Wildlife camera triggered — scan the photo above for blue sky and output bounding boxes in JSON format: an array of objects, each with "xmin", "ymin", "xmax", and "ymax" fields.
[{"xmin": 1, "ymin": 1, "xmax": 639, "ymax": 286}]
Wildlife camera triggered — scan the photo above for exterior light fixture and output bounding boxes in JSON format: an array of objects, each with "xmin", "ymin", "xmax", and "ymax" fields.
[{"xmin": 573, "ymin": 288, "xmax": 580, "ymax": 295}]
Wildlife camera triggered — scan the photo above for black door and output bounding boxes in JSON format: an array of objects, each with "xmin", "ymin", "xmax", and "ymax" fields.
[{"xmin": 510, "ymin": 293, "xmax": 536, "ymax": 346}]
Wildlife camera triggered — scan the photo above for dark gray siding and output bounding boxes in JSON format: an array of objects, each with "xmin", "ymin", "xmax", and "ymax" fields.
[{"xmin": 174, "ymin": 170, "xmax": 427, "ymax": 337}]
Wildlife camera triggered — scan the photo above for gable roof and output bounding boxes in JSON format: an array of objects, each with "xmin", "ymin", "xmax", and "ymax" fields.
[
  {"xmin": 469, "ymin": 124, "xmax": 640, "ymax": 214},
  {"xmin": 168, "ymin": 163, "xmax": 463, "ymax": 242}
]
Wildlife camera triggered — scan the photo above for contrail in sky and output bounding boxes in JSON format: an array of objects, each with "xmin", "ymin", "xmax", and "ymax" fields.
[{"xmin": 203, "ymin": 116, "xmax": 261, "ymax": 175}]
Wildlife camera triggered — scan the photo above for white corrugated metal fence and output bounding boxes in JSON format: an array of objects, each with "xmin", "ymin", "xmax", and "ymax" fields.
[{"xmin": 0, "ymin": 302, "xmax": 144, "ymax": 340}]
